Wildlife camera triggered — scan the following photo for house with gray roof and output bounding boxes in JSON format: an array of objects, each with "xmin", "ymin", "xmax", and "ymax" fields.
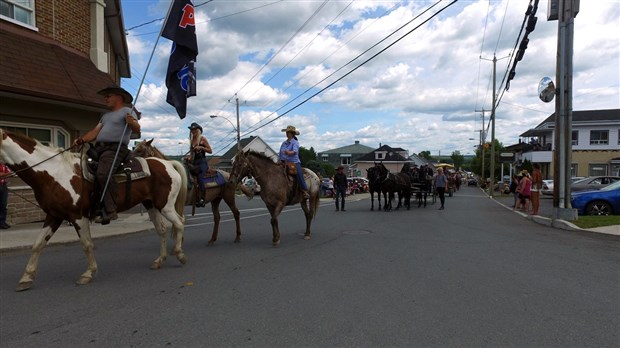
[
  {"xmin": 317, "ymin": 140, "xmax": 375, "ymax": 176},
  {"xmin": 355, "ymin": 144, "xmax": 410, "ymax": 174},
  {"xmin": 215, "ymin": 136, "xmax": 278, "ymax": 171}
]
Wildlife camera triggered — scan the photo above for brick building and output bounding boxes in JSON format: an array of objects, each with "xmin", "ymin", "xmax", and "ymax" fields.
[{"xmin": 0, "ymin": 0, "xmax": 131, "ymax": 224}]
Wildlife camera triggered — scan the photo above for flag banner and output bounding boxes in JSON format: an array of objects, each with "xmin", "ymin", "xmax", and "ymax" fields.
[{"xmin": 162, "ymin": 0, "xmax": 198, "ymax": 119}]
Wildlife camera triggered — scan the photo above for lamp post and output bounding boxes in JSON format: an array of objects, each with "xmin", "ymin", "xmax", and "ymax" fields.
[{"xmin": 210, "ymin": 114, "xmax": 240, "ymax": 151}]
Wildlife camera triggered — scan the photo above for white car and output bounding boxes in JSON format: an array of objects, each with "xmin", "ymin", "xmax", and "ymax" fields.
[
  {"xmin": 541, "ymin": 179, "xmax": 553, "ymax": 195},
  {"xmin": 242, "ymin": 176, "xmax": 261, "ymax": 193}
]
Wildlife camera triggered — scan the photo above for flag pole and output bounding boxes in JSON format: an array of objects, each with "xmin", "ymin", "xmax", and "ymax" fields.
[{"xmin": 97, "ymin": 0, "xmax": 177, "ymax": 223}]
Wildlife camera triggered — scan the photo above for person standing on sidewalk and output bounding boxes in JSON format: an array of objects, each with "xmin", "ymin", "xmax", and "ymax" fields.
[
  {"xmin": 333, "ymin": 165, "xmax": 348, "ymax": 211},
  {"xmin": 434, "ymin": 167, "xmax": 447, "ymax": 210},
  {"xmin": 530, "ymin": 163, "xmax": 543, "ymax": 215},
  {"xmin": 0, "ymin": 162, "xmax": 11, "ymax": 229}
]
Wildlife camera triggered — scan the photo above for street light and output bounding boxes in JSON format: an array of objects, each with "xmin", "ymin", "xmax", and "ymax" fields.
[{"xmin": 210, "ymin": 114, "xmax": 240, "ymax": 151}]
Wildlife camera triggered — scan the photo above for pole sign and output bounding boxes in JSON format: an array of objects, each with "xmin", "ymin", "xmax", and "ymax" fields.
[{"xmin": 499, "ymin": 152, "xmax": 515, "ymax": 163}]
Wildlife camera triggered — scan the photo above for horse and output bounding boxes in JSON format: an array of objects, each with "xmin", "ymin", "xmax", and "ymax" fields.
[
  {"xmin": 0, "ymin": 129, "xmax": 188, "ymax": 291},
  {"xmin": 228, "ymin": 150, "xmax": 320, "ymax": 246},
  {"xmin": 366, "ymin": 164, "xmax": 382, "ymax": 211},
  {"xmin": 376, "ymin": 163, "xmax": 411, "ymax": 211},
  {"xmin": 133, "ymin": 139, "xmax": 241, "ymax": 246}
]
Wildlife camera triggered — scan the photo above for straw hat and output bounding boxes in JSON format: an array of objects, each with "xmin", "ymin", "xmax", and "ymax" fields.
[{"xmin": 281, "ymin": 125, "xmax": 300, "ymax": 135}]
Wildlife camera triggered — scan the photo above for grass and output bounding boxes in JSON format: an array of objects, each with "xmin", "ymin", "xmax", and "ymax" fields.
[{"xmin": 570, "ymin": 215, "xmax": 620, "ymax": 229}]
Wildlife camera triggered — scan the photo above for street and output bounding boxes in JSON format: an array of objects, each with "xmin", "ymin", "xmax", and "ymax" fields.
[{"xmin": 0, "ymin": 186, "xmax": 618, "ymax": 347}]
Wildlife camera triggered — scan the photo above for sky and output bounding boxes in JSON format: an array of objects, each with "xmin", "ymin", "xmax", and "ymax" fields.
[{"xmin": 119, "ymin": 0, "xmax": 620, "ymax": 158}]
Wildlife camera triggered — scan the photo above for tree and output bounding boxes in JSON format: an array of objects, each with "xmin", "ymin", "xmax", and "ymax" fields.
[
  {"xmin": 305, "ymin": 160, "xmax": 323, "ymax": 176},
  {"xmin": 471, "ymin": 139, "xmax": 505, "ymax": 179},
  {"xmin": 419, "ymin": 150, "xmax": 433, "ymax": 161},
  {"xmin": 299, "ymin": 146, "xmax": 317, "ymax": 165},
  {"xmin": 450, "ymin": 150, "xmax": 464, "ymax": 170}
]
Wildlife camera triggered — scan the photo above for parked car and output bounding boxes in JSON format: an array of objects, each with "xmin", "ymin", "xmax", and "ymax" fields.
[
  {"xmin": 242, "ymin": 176, "xmax": 260, "ymax": 193},
  {"xmin": 571, "ymin": 176, "xmax": 620, "ymax": 192},
  {"xmin": 467, "ymin": 177, "xmax": 477, "ymax": 186},
  {"xmin": 541, "ymin": 179, "xmax": 553, "ymax": 195},
  {"xmin": 571, "ymin": 180, "xmax": 620, "ymax": 215}
]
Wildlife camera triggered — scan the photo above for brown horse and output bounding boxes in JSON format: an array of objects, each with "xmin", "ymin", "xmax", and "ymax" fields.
[
  {"xmin": 133, "ymin": 139, "xmax": 241, "ymax": 245},
  {"xmin": 228, "ymin": 150, "xmax": 320, "ymax": 246},
  {"xmin": 0, "ymin": 129, "xmax": 187, "ymax": 291}
]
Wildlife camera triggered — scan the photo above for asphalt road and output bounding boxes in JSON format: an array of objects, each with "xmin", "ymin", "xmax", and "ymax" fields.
[{"xmin": 1, "ymin": 186, "xmax": 618, "ymax": 347}]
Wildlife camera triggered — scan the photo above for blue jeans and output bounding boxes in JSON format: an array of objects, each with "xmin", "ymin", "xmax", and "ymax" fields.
[
  {"xmin": 295, "ymin": 162, "xmax": 308, "ymax": 191},
  {"xmin": 194, "ymin": 158, "xmax": 209, "ymax": 192},
  {"xmin": 335, "ymin": 186, "xmax": 346, "ymax": 209}
]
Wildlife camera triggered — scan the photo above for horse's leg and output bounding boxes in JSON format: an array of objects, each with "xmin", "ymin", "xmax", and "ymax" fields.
[
  {"xmin": 224, "ymin": 187, "xmax": 242, "ymax": 244},
  {"xmin": 370, "ymin": 191, "xmax": 374, "ymax": 211},
  {"xmin": 16, "ymin": 215, "xmax": 64, "ymax": 291},
  {"xmin": 207, "ymin": 196, "xmax": 222, "ymax": 246},
  {"xmin": 300, "ymin": 197, "xmax": 312, "ymax": 240},
  {"xmin": 74, "ymin": 217, "xmax": 99, "ymax": 285},
  {"xmin": 267, "ymin": 204, "xmax": 285, "ymax": 246},
  {"xmin": 147, "ymin": 209, "xmax": 169, "ymax": 270},
  {"xmin": 378, "ymin": 190, "xmax": 382, "ymax": 210}
]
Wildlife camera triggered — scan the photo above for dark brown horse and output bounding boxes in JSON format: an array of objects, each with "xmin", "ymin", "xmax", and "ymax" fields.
[
  {"xmin": 228, "ymin": 150, "xmax": 320, "ymax": 246},
  {"xmin": 134, "ymin": 139, "xmax": 241, "ymax": 246},
  {"xmin": 366, "ymin": 164, "xmax": 382, "ymax": 211},
  {"xmin": 377, "ymin": 163, "xmax": 411, "ymax": 211},
  {"xmin": 0, "ymin": 129, "xmax": 187, "ymax": 291}
]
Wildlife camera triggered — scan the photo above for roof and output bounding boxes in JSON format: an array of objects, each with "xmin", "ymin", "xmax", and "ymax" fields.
[
  {"xmin": 320, "ymin": 141, "xmax": 375, "ymax": 154},
  {"xmin": 0, "ymin": 24, "xmax": 114, "ymax": 109},
  {"xmin": 356, "ymin": 145, "xmax": 409, "ymax": 162},
  {"xmin": 408, "ymin": 153, "xmax": 432, "ymax": 166},
  {"xmin": 539, "ymin": 109, "xmax": 620, "ymax": 125},
  {"xmin": 219, "ymin": 136, "xmax": 258, "ymax": 160}
]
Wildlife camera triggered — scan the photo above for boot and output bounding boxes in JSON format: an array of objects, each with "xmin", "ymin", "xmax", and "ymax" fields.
[{"xmin": 341, "ymin": 202, "xmax": 345, "ymax": 212}]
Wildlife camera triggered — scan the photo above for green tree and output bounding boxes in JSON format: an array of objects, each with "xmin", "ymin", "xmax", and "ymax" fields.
[
  {"xmin": 470, "ymin": 139, "xmax": 505, "ymax": 180},
  {"xmin": 299, "ymin": 146, "xmax": 317, "ymax": 165},
  {"xmin": 305, "ymin": 160, "xmax": 323, "ymax": 176},
  {"xmin": 419, "ymin": 150, "xmax": 433, "ymax": 161},
  {"xmin": 450, "ymin": 150, "xmax": 464, "ymax": 170}
]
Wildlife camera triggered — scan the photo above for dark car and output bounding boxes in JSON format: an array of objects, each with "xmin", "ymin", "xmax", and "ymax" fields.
[
  {"xmin": 467, "ymin": 177, "xmax": 477, "ymax": 186},
  {"xmin": 571, "ymin": 180, "xmax": 620, "ymax": 215},
  {"xmin": 571, "ymin": 176, "xmax": 620, "ymax": 192}
]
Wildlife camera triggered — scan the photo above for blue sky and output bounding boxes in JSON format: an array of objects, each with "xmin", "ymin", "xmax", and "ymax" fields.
[{"xmin": 120, "ymin": 0, "xmax": 620, "ymax": 157}]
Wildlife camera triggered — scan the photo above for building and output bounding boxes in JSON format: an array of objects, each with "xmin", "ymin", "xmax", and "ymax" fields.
[
  {"xmin": 507, "ymin": 109, "xmax": 620, "ymax": 178},
  {"xmin": 355, "ymin": 144, "xmax": 410, "ymax": 174},
  {"xmin": 216, "ymin": 136, "xmax": 278, "ymax": 171},
  {"xmin": 0, "ymin": 0, "xmax": 131, "ymax": 224},
  {"xmin": 317, "ymin": 140, "xmax": 375, "ymax": 176}
]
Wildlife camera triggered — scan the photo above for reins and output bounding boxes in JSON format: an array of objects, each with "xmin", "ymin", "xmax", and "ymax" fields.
[{"xmin": 4, "ymin": 144, "xmax": 79, "ymax": 178}]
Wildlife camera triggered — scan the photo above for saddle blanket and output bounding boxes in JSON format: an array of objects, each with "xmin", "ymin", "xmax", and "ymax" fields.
[{"xmin": 201, "ymin": 170, "xmax": 226, "ymax": 188}]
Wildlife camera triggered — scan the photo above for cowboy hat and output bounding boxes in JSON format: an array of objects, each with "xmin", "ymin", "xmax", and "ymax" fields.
[
  {"xmin": 281, "ymin": 125, "xmax": 300, "ymax": 135},
  {"xmin": 188, "ymin": 122, "xmax": 203, "ymax": 133},
  {"xmin": 97, "ymin": 85, "xmax": 133, "ymax": 104}
]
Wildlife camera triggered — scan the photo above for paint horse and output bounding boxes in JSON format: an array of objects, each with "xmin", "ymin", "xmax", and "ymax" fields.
[
  {"xmin": 229, "ymin": 150, "xmax": 320, "ymax": 246},
  {"xmin": 0, "ymin": 129, "xmax": 187, "ymax": 291},
  {"xmin": 134, "ymin": 139, "xmax": 241, "ymax": 245}
]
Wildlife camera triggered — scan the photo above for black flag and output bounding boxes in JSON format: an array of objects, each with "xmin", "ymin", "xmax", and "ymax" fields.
[{"xmin": 162, "ymin": 0, "xmax": 198, "ymax": 119}]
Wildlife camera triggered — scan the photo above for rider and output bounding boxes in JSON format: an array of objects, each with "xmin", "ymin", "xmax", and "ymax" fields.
[
  {"xmin": 187, "ymin": 122, "xmax": 212, "ymax": 207},
  {"xmin": 73, "ymin": 85, "xmax": 141, "ymax": 224},
  {"xmin": 278, "ymin": 125, "xmax": 309, "ymax": 199}
]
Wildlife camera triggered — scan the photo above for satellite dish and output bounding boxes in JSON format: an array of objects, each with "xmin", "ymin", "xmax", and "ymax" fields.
[{"xmin": 538, "ymin": 76, "xmax": 555, "ymax": 103}]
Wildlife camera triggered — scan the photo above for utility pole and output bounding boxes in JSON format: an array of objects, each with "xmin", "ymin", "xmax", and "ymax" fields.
[
  {"xmin": 551, "ymin": 0, "xmax": 578, "ymax": 220},
  {"xmin": 235, "ymin": 95, "xmax": 241, "ymax": 151},
  {"xmin": 475, "ymin": 109, "xmax": 488, "ymax": 187}
]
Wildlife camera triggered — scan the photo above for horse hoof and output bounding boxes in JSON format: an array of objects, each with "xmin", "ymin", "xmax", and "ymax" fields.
[
  {"xmin": 272, "ymin": 240, "xmax": 280, "ymax": 247},
  {"xmin": 207, "ymin": 240, "xmax": 216, "ymax": 247},
  {"xmin": 303, "ymin": 235, "xmax": 311, "ymax": 240},
  {"xmin": 150, "ymin": 262, "xmax": 162, "ymax": 270},
  {"xmin": 15, "ymin": 281, "xmax": 33, "ymax": 292},
  {"xmin": 234, "ymin": 238, "xmax": 241, "ymax": 244},
  {"xmin": 75, "ymin": 276, "xmax": 92, "ymax": 285},
  {"xmin": 177, "ymin": 253, "xmax": 187, "ymax": 265}
]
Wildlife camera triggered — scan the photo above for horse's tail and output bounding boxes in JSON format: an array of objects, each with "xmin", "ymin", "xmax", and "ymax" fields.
[{"xmin": 171, "ymin": 160, "xmax": 187, "ymax": 224}]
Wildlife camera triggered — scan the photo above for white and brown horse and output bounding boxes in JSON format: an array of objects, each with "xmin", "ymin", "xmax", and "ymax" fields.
[
  {"xmin": 229, "ymin": 150, "xmax": 320, "ymax": 246},
  {"xmin": 0, "ymin": 129, "xmax": 188, "ymax": 291}
]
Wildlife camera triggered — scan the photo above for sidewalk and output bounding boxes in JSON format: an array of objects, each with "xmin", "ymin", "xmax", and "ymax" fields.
[
  {"xmin": 489, "ymin": 191, "xmax": 619, "ymax": 237},
  {"xmin": 0, "ymin": 211, "xmax": 155, "ymax": 252}
]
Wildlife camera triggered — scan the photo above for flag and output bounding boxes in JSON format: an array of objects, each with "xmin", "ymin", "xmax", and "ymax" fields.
[{"xmin": 162, "ymin": 0, "xmax": 198, "ymax": 119}]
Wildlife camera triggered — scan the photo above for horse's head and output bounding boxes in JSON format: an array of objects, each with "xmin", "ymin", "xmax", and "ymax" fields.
[
  {"xmin": 133, "ymin": 139, "xmax": 167, "ymax": 159},
  {"xmin": 229, "ymin": 151, "xmax": 250, "ymax": 185}
]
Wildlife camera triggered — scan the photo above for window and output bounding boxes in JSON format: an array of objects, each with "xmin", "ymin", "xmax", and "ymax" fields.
[
  {"xmin": 2, "ymin": 124, "xmax": 69, "ymax": 148},
  {"xmin": 570, "ymin": 164, "xmax": 577, "ymax": 177},
  {"xmin": 0, "ymin": 0, "xmax": 35, "ymax": 28},
  {"xmin": 341, "ymin": 157, "xmax": 351, "ymax": 165},
  {"xmin": 375, "ymin": 152, "xmax": 384, "ymax": 160},
  {"xmin": 571, "ymin": 130, "xmax": 578, "ymax": 145},
  {"xmin": 589, "ymin": 130, "xmax": 609, "ymax": 145},
  {"xmin": 588, "ymin": 164, "xmax": 608, "ymax": 177}
]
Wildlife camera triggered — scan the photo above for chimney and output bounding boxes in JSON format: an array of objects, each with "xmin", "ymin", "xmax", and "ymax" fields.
[{"xmin": 355, "ymin": 140, "xmax": 359, "ymax": 144}]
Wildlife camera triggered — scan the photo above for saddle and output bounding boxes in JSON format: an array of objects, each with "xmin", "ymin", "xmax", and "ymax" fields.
[
  {"xmin": 82, "ymin": 153, "xmax": 150, "ymax": 183},
  {"xmin": 199, "ymin": 169, "xmax": 226, "ymax": 188}
]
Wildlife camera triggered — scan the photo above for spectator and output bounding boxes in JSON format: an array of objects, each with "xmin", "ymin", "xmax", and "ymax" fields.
[
  {"xmin": 515, "ymin": 171, "xmax": 532, "ymax": 211},
  {"xmin": 510, "ymin": 174, "xmax": 519, "ymax": 207},
  {"xmin": 333, "ymin": 165, "xmax": 348, "ymax": 211},
  {"xmin": 434, "ymin": 167, "xmax": 447, "ymax": 210},
  {"xmin": 0, "ymin": 162, "xmax": 10, "ymax": 229},
  {"xmin": 530, "ymin": 163, "xmax": 543, "ymax": 215}
]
